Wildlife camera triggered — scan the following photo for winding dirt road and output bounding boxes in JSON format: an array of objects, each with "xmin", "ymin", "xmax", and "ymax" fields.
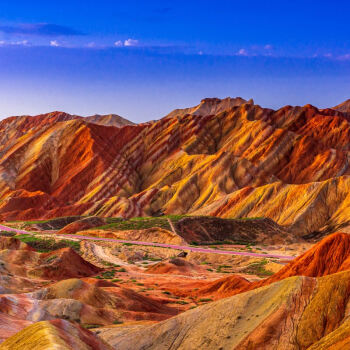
[{"xmin": 0, "ymin": 224, "xmax": 294, "ymax": 260}]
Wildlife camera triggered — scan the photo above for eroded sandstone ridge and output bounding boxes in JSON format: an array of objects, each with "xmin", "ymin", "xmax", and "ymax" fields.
[{"xmin": 1, "ymin": 98, "xmax": 350, "ymax": 236}]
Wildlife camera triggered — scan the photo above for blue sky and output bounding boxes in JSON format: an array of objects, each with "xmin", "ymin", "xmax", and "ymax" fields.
[{"xmin": 0, "ymin": 1, "xmax": 350, "ymax": 122}]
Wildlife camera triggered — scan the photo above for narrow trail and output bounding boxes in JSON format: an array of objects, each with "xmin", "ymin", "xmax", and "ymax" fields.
[{"xmin": 0, "ymin": 224, "xmax": 295, "ymax": 260}]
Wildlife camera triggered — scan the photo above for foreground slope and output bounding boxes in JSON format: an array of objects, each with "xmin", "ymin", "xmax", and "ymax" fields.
[
  {"xmin": 2, "ymin": 99, "xmax": 350, "ymax": 235},
  {"xmin": 95, "ymin": 271, "xmax": 350, "ymax": 349},
  {"xmin": 0, "ymin": 319, "xmax": 113, "ymax": 350}
]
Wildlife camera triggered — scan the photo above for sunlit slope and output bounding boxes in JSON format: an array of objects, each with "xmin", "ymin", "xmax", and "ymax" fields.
[
  {"xmin": 96, "ymin": 271, "xmax": 350, "ymax": 349},
  {"xmin": 1, "ymin": 99, "xmax": 350, "ymax": 235}
]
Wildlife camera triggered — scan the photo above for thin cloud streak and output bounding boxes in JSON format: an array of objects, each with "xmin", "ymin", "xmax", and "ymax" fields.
[{"xmin": 0, "ymin": 23, "xmax": 85, "ymax": 36}]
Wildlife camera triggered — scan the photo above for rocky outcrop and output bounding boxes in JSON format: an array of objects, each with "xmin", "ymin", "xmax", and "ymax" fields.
[{"xmin": 0, "ymin": 247, "xmax": 101, "ymax": 280}]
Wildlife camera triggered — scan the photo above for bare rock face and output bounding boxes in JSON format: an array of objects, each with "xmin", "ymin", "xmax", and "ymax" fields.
[{"xmin": 2, "ymin": 98, "xmax": 350, "ymax": 236}]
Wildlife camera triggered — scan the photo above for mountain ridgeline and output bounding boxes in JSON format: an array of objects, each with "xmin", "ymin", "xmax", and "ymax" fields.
[{"xmin": 1, "ymin": 97, "xmax": 350, "ymax": 237}]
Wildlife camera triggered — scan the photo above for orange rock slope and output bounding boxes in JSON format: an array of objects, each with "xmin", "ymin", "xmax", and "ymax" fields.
[
  {"xmin": 184, "ymin": 232, "xmax": 350, "ymax": 299},
  {"xmin": 2, "ymin": 98, "xmax": 350, "ymax": 235},
  {"xmin": 0, "ymin": 236, "xmax": 178, "ymax": 343}
]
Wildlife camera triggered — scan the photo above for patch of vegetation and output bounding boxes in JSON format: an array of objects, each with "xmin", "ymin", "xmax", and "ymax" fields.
[
  {"xmin": 216, "ymin": 265, "xmax": 232, "ymax": 273},
  {"xmin": 15, "ymin": 235, "xmax": 80, "ymax": 253},
  {"xmin": 162, "ymin": 291, "xmax": 171, "ymax": 295},
  {"xmin": 0, "ymin": 231, "xmax": 16, "ymax": 237},
  {"xmin": 46, "ymin": 255, "xmax": 58, "ymax": 263},
  {"xmin": 82, "ymin": 324, "xmax": 102, "ymax": 329},
  {"xmin": 98, "ymin": 215, "xmax": 188, "ymax": 231},
  {"xmin": 113, "ymin": 319, "xmax": 124, "ymax": 325},
  {"xmin": 198, "ymin": 298, "xmax": 213, "ymax": 303},
  {"xmin": 244, "ymin": 259, "xmax": 274, "ymax": 277},
  {"xmin": 111, "ymin": 278, "xmax": 123, "ymax": 283},
  {"xmin": 100, "ymin": 261, "xmax": 120, "ymax": 267},
  {"xmin": 117, "ymin": 268, "xmax": 127, "ymax": 272},
  {"xmin": 148, "ymin": 257, "xmax": 162, "ymax": 261},
  {"xmin": 175, "ymin": 300, "xmax": 189, "ymax": 305},
  {"xmin": 16, "ymin": 216, "xmax": 84, "ymax": 226},
  {"xmin": 101, "ymin": 270, "xmax": 116, "ymax": 279}
]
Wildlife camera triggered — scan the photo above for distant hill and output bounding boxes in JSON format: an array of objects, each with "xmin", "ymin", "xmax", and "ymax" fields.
[
  {"xmin": 84, "ymin": 114, "xmax": 134, "ymax": 127},
  {"xmin": 165, "ymin": 96, "xmax": 253, "ymax": 118}
]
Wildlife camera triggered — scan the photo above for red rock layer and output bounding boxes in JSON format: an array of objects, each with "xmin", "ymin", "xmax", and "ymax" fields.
[{"xmin": 1, "ymin": 99, "xmax": 350, "ymax": 235}]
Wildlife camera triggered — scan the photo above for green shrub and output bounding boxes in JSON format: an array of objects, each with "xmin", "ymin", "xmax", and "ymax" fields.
[
  {"xmin": 46, "ymin": 255, "xmax": 58, "ymax": 263},
  {"xmin": 111, "ymin": 278, "xmax": 123, "ymax": 282},
  {"xmin": 113, "ymin": 320, "xmax": 123, "ymax": 325},
  {"xmin": 101, "ymin": 270, "xmax": 116, "ymax": 279},
  {"xmin": 15, "ymin": 235, "xmax": 80, "ymax": 253},
  {"xmin": 199, "ymin": 298, "xmax": 213, "ymax": 303}
]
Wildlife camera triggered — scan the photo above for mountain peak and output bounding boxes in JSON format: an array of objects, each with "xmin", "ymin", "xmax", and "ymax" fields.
[
  {"xmin": 332, "ymin": 99, "xmax": 350, "ymax": 113},
  {"xmin": 165, "ymin": 96, "xmax": 254, "ymax": 119}
]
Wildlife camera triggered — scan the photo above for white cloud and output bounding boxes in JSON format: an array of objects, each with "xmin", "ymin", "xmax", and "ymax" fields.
[
  {"xmin": 124, "ymin": 38, "xmax": 138, "ymax": 47},
  {"xmin": 13, "ymin": 40, "xmax": 29, "ymax": 46},
  {"xmin": 114, "ymin": 40, "xmax": 123, "ymax": 47},
  {"xmin": 264, "ymin": 44, "xmax": 272, "ymax": 50},
  {"xmin": 0, "ymin": 40, "xmax": 5, "ymax": 46},
  {"xmin": 337, "ymin": 53, "xmax": 350, "ymax": 60},
  {"xmin": 237, "ymin": 48, "xmax": 248, "ymax": 56},
  {"xmin": 86, "ymin": 42, "xmax": 96, "ymax": 48},
  {"xmin": 50, "ymin": 40, "xmax": 60, "ymax": 47},
  {"xmin": 198, "ymin": 50, "xmax": 203, "ymax": 55}
]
